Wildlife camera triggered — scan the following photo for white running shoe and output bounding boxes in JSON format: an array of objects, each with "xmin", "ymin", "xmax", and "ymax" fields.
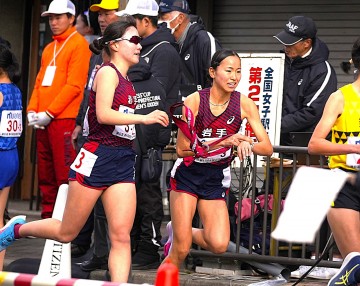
[{"xmin": 291, "ymin": 265, "xmax": 338, "ymax": 280}]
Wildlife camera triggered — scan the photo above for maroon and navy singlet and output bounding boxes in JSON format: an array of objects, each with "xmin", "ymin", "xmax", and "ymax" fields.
[
  {"xmin": 69, "ymin": 63, "xmax": 137, "ymax": 189},
  {"xmin": 170, "ymin": 88, "xmax": 242, "ymax": 200},
  {"xmin": 86, "ymin": 62, "xmax": 137, "ymax": 147}
]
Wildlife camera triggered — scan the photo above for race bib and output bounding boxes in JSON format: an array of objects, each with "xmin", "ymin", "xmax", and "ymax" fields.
[
  {"xmin": 194, "ymin": 137, "xmax": 232, "ymax": 163},
  {"xmin": 42, "ymin": 66, "xmax": 57, "ymax": 86},
  {"xmin": 0, "ymin": 110, "xmax": 22, "ymax": 137},
  {"xmin": 70, "ymin": 148, "xmax": 98, "ymax": 177},
  {"xmin": 346, "ymin": 136, "xmax": 360, "ymax": 169},
  {"xmin": 112, "ymin": 105, "xmax": 136, "ymax": 140}
]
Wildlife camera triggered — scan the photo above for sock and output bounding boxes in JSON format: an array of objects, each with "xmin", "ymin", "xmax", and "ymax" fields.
[{"xmin": 14, "ymin": 224, "xmax": 23, "ymax": 239}]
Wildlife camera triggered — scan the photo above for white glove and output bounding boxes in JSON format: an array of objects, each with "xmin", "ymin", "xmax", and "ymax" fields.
[
  {"xmin": 27, "ymin": 112, "xmax": 37, "ymax": 125},
  {"xmin": 34, "ymin": 112, "xmax": 52, "ymax": 126}
]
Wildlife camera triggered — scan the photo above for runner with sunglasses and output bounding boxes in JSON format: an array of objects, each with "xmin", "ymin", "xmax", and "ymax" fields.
[{"xmin": 0, "ymin": 19, "xmax": 169, "ymax": 283}]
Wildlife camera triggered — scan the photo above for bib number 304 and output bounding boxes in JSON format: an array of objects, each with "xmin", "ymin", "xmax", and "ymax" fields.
[{"xmin": 0, "ymin": 110, "xmax": 22, "ymax": 137}]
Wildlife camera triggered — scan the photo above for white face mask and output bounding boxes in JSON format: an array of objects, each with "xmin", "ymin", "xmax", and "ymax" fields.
[{"xmin": 158, "ymin": 13, "xmax": 180, "ymax": 34}]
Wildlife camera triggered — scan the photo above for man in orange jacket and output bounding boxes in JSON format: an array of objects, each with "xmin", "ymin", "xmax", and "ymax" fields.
[{"xmin": 27, "ymin": 0, "xmax": 91, "ymax": 219}]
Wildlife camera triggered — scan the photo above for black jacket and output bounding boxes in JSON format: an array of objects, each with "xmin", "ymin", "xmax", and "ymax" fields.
[
  {"xmin": 178, "ymin": 20, "xmax": 221, "ymax": 98},
  {"xmin": 130, "ymin": 27, "xmax": 181, "ymax": 148},
  {"xmin": 280, "ymin": 38, "xmax": 337, "ymax": 146},
  {"xmin": 129, "ymin": 58, "xmax": 166, "ymax": 149}
]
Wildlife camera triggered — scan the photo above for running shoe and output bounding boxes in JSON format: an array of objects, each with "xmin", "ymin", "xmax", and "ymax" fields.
[
  {"xmin": 291, "ymin": 265, "xmax": 338, "ymax": 279},
  {"xmin": 328, "ymin": 252, "xmax": 360, "ymax": 286},
  {"xmin": 163, "ymin": 221, "xmax": 173, "ymax": 257},
  {"xmin": 0, "ymin": 215, "xmax": 26, "ymax": 252}
]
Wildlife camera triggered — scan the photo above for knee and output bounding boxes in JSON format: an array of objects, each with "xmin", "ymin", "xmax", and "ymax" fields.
[
  {"xmin": 174, "ymin": 244, "xmax": 190, "ymax": 261},
  {"xmin": 55, "ymin": 232, "xmax": 77, "ymax": 243},
  {"xmin": 206, "ymin": 238, "xmax": 228, "ymax": 254},
  {"xmin": 110, "ymin": 230, "xmax": 131, "ymax": 246}
]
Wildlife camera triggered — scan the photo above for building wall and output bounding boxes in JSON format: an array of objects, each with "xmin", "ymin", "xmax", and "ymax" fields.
[{"xmin": 212, "ymin": 0, "xmax": 360, "ymax": 87}]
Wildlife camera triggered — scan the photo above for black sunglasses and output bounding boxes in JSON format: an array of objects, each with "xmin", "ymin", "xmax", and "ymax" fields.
[{"xmin": 107, "ymin": 35, "xmax": 142, "ymax": 45}]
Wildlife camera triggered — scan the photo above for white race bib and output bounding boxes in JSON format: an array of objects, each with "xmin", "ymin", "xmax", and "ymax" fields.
[
  {"xmin": 42, "ymin": 66, "xmax": 57, "ymax": 86},
  {"xmin": 112, "ymin": 105, "xmax": 136, "ymax": 140},
  {"xmin": 194, "ymin": 137, "xmax": 232, "ymax": 163},
  {"xmin": 0, "ymin": 110, "xmax": 22, "ymax": 137},
  {"xmin": 70, "ymin": 148, "xmax": 98, "ymax": 177},
  {"xmin": 346, "ymin": 136, "xmax": 360, "ymax": 169}
]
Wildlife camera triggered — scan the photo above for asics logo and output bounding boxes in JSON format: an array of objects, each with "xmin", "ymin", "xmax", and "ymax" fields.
[
  {"xmin": 227, "ymin": 116, "xmax": 235, "ymax": 124},
  {"xmin": 336, "ymin": 263, "xmax": 359, "ymax": 285}
]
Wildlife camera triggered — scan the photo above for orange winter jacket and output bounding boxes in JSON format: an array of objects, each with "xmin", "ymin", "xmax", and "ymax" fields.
[{"xmin": 27, "ymin": 26, "xmax": 91, "ymax": 119}]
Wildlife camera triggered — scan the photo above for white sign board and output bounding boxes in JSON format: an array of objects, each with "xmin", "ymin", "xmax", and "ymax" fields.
[{"xmin": 234, "ymin": 53, "xmax": 285, "ymax": 167}]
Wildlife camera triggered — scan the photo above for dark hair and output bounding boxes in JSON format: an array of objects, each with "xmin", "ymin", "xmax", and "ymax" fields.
[
  {"xmin": 133, "ymin": 14, "xmax": 158, "ymax": 27},
  {"xmin": 0, "ymin": 37, "xmax": 11, "ymax": 49},
  {"xmin": 340, "ymin": 60, "xmax": 352, "ymax": 74},
  {"xmin": 0, "ymin": 45, "xmax": 20, "ymax": 84},
  {"xmin": 210, "ymin": 49, "xmax": 240, "ymax": 70},
  {"xmin": 89, "ymin": 17, "xmax": 136, "ymax": 56},
  {"xmin": 351, "ymin": 37, "xmax": 360, "ymax": 71},
  {"xmin": 77, "ymin": 10, "xmax": 101, "ymax": 35}
]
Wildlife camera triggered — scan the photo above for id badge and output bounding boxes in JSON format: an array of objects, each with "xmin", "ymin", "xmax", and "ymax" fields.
[{"xmin": 42, "ymin": 66, "xmax": 57, "ymax": 86}]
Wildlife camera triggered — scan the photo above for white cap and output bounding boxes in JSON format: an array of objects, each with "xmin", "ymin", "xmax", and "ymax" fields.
[
  {"xmin": 115, "ymin": 0, "xmax": 159, "ymax": 17},
  {"xmin": 41, "ymin": 0, "xmax": 76, "ymax": 17}
]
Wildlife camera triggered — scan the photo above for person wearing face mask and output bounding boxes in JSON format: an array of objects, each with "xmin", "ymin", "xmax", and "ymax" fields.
[{"xmin": 158, "ymin": 0, "xmax": 221, "ymax": 101}]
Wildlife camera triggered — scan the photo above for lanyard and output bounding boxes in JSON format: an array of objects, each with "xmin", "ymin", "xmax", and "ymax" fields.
[
  {"xmin": 49, "ymin": 30, "xmax": 77, "ymax": 66},
  {"xmin": 169, "ymin": 102, "xmax": 232, "ymax": 166}
]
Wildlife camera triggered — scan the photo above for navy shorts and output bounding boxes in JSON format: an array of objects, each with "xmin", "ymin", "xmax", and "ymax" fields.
[
  {"xmin": 0, "ymin": 148, "xmax": 19, "ymax": 189},
  {"xmin": 69, "ymin": 141, "xmax": 136, "ymax": 190},
  {"xmin": 332, "ymin": 169, "xmax": 360, "ymax": 211},
  {"xmin": 169, "ymin": 159, "xmax": 230, "ymax": 200}
]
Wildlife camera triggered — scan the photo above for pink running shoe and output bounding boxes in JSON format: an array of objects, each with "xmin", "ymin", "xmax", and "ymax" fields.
[{"xmin": 163, "ymin": 221, "xmax": 173, "ymax": 257}]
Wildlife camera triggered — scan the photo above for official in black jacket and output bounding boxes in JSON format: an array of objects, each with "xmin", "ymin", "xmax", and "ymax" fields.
[
  {"xmin": 274, "ymin": 15, "xmax": 337, "ymax": 146},
  {"xmin": 158, "ymin": 0, "xmax": 221, "ymax": 99}
]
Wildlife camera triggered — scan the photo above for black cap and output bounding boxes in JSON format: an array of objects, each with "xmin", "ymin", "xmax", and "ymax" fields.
[
  {"xmin": 274, "ymin": 16, "xmax": 317, "ymax": 46},
  {"xmin": 158, "ymin": 0, "xmax": 190, "ymax": 14}
]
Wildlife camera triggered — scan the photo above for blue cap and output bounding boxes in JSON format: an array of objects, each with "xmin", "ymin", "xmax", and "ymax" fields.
[{"xmin": 158, "ymin": 0, "xmax": 190, "ymax": 14}]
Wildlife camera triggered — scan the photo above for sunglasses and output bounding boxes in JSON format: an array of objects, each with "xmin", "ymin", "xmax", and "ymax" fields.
[{"xmin": 106, "ymin": 35, "xmax": 142, "ymax": 45}]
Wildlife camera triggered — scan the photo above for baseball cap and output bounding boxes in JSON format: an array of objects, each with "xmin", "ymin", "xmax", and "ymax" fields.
[
  {"xmin": 115, "ymin": 0, "xmax": 159, "ymax": 17},
  {"xmin": 90, "ymin": 0, "xmax": 119, "ymax": 12},
  {"xmin": 158, "ymin": 0, "xmax": 190, "ymax": 14},
  {"xmin": 41, "ymin": 0, "xmax": 76, "ymax": 17},
  {"xmin": 273, "ymin": 16, "xmax": 317, "ymax": 46}
]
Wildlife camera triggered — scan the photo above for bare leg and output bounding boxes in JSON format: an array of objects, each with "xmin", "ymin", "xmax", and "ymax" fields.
[
  {"xmin": 193, "ymin": 199, "xmax": 230, "ymax": 254},
  {"xmin": 0, "ymin": 186, "xmax": 10, "ymax": 270},
  {"xmin": 101, "ymin": 183, "xmax": 136, "ymax": 283},
  {"xmin": 19, "ymin": 181, "xmax": 101, "ymax": 242},
  {"xmin": 327, "ymin": 208, "xmax": 360, "ymax": 258},
  {"xmin": 167, "ymin": 191, "xmax": 197, "ymax": 268}
]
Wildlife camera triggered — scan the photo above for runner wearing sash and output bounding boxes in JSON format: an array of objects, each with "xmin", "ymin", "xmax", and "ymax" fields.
[{"xmin": 164, "ymin": 49, "xmax": 273, "ymax": 268}]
